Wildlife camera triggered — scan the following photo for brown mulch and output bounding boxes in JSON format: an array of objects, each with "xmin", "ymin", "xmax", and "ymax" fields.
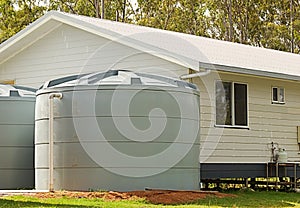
[{"xmin": 31, "ymin": 190, "xmax": 236, "ymax": 205}]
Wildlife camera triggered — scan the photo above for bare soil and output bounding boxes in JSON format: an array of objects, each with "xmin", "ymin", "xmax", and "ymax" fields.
[{"xmin": 32, "ymin": 190, "xmax": 236, "ymax": 205}]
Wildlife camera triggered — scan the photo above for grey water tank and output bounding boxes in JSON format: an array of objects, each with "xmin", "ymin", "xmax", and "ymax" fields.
[
  {"xmin": 0, "ymin": 84, "xmax": 36, "ymax": 189},
  {"xmin": 35, "ymin": 70, "xmax": 200, "ymax": 191}
]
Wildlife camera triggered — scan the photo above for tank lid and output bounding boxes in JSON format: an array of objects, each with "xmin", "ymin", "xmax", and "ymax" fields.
[
  {"xmin": 40, "ymin": 70, "xmax": 198, "ymax": 90},
  {"xmin": 0, "ymin": 84, "xmax": 36, "ymax": 97}
]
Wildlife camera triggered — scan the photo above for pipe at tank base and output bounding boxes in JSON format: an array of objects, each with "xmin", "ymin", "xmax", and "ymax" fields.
[
  {"xmin": 48, "ymin": 93, "xmax": 63, "ymax": 192},
  {"xmin": 180, "ymin": 69, "xmax": 211, "ymax": 80}
]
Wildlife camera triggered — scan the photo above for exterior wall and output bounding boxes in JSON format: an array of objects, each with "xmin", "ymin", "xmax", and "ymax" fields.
[
  {"xmin": 195, "ymin": 71, "xmax": 300, "ymax": 166},
  {"xmin": 0, "ymin": 24, "xmax": 186, "ymax": 88}
]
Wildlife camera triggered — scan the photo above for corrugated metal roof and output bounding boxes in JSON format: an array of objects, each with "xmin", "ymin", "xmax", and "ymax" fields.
[{"xmin": 1, "ymin": 11, "xmax": 300, "ymax": 80}]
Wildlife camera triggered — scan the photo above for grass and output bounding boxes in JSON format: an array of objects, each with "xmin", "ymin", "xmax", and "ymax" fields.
[
  {"xmin": 0, "ymin": 196, "xmax": 200, "ymax": 208},
  {"xmin": 1, "ymin": 191, "xmax": 300, "ymax": 208},
  {"xmin": 196, "ymin": 190, "xmax": 300, "ymax": 207}
]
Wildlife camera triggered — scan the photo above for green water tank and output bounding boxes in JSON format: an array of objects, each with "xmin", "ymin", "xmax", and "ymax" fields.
[
  {"xmin": 35, "ymin": 70, "xmax": 200, "ymax": 191},
  {"xmin": 0, "ymin": 84, "xmax": 36, "ymax": 189}
]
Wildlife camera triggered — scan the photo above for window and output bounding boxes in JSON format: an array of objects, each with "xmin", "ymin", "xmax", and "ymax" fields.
[
  {"xmin": 272, "ymin": 87, "xmax": 285, "ymax": 104},
  {"xmin": 216, "ymin": 81, "xmax": 248, "ymax": 127}
]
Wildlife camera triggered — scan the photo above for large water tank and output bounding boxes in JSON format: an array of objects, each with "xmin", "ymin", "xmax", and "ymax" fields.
[
  {"xmin": 35, "ymin": 70, "xmax": 200, "ymax": 191},
  {"xmin": 0, "ymin": 84, "xmax": 36, "ymax": 189}
]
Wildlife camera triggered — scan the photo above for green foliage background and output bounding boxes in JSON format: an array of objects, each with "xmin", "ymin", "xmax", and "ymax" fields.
[{"xmin": 1, "ymin": 0, "xmax": 300, "ymax": 53}]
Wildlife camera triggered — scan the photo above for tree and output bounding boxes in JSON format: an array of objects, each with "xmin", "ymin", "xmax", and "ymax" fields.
[
  {"xmin": 257, "ymin": 0, "xmax": 300, "ymax": 53},
  {"xmin": 204, "ymin": 0, "xmax": 300, "ymax": 53},
  {"xmin": 49, "ymin": 0, "xmax": 135, "ymax": 22},
  {"xmin": 0, "ymin": 0, "xmax": 46, "ymax": 43},
  {"xmin": 135, "ymin": 0, "xmax": 210, "ymax": 37},
  {"xmin": 1, "ymin": 0, "xmax": 300, "ymax": 53}
]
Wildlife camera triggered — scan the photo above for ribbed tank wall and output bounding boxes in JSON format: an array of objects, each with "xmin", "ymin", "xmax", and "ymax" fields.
[
  {"xmin": 0, "ymin": 96, "xmax": 35, "ymax": 189},
  {"xmin": 35, "ymin": 71, "xmax": 200, "ymax": 191}
]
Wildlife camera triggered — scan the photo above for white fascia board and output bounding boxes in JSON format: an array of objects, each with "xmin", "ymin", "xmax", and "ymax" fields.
[{"xmin": 209, "ymin": 63, "xmax": 300, "ymax": 81}]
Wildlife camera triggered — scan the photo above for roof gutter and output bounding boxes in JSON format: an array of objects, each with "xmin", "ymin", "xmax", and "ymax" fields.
[
  {"xmin": 181, "ymin": 61, "xmax": 300, "ymax": 82},
  {"xmin": 180, "ymin": 68, "xmax": 211, "ymax": 80}
]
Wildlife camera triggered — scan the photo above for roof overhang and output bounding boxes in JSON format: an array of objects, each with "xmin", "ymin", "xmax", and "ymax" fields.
[{"xmin": 199, "ymin": 62, "xmax": 300, "ymax": 82}]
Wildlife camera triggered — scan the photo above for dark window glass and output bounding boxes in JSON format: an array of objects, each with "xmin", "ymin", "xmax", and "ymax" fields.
[
  {"xmin": 273, "ymin": 88, "xmax": 278, "ymax": 101},
  {"xmin": 234, "ymin": 83, "xmax": 247, "ymax": 126}
]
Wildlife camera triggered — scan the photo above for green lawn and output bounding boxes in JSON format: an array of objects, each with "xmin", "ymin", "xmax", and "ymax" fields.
[{"xmin": 2, "ymin": 191, "xmax": 300, "ymax": 208}]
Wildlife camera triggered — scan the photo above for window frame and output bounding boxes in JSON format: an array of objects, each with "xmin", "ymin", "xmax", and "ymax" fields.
[
  {"xmin": 271, "ymin": 86, "xmax": 285, "ymax": 104},
  {"xmin": 215, "ymin": 80, "xmax": 249, "ymax": 129}
]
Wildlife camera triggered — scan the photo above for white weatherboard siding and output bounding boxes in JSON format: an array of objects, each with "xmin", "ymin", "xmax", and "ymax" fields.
[
  {"xmin": 197, "ymin": 72, "xmax": 300, "ymax": 164},
  {"xmin": 0, "ymin": 24, "xmax": 186, "ymax": 88}
]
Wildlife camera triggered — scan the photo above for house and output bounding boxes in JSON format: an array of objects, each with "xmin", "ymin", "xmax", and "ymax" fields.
[{"xmin": 1, "ymin": 11, "xmax": 300, "ymax": 189}]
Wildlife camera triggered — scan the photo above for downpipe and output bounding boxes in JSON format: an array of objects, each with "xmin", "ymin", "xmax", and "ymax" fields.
[{"xmin": 48, "ymin": 93, "xmax": 63, "ymax": 192}]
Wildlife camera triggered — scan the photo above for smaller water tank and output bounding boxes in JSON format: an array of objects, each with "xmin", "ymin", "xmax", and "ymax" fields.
[
  {"xmin": 0, "ymin": 84, "xmax": 36, "ymax": 189},
  {"xmin": 277, "ymin": 148, "xmax": 288, "ymax": 163}
]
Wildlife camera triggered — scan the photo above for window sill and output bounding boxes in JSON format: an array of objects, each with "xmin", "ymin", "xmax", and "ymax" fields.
[
  {"xmin": 215, "ymin": 125, "xmax": 250, "ymax": 130},
  {"xmin": 272, "ymin": 101, "xmax": 285, "ymax": 105}
]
